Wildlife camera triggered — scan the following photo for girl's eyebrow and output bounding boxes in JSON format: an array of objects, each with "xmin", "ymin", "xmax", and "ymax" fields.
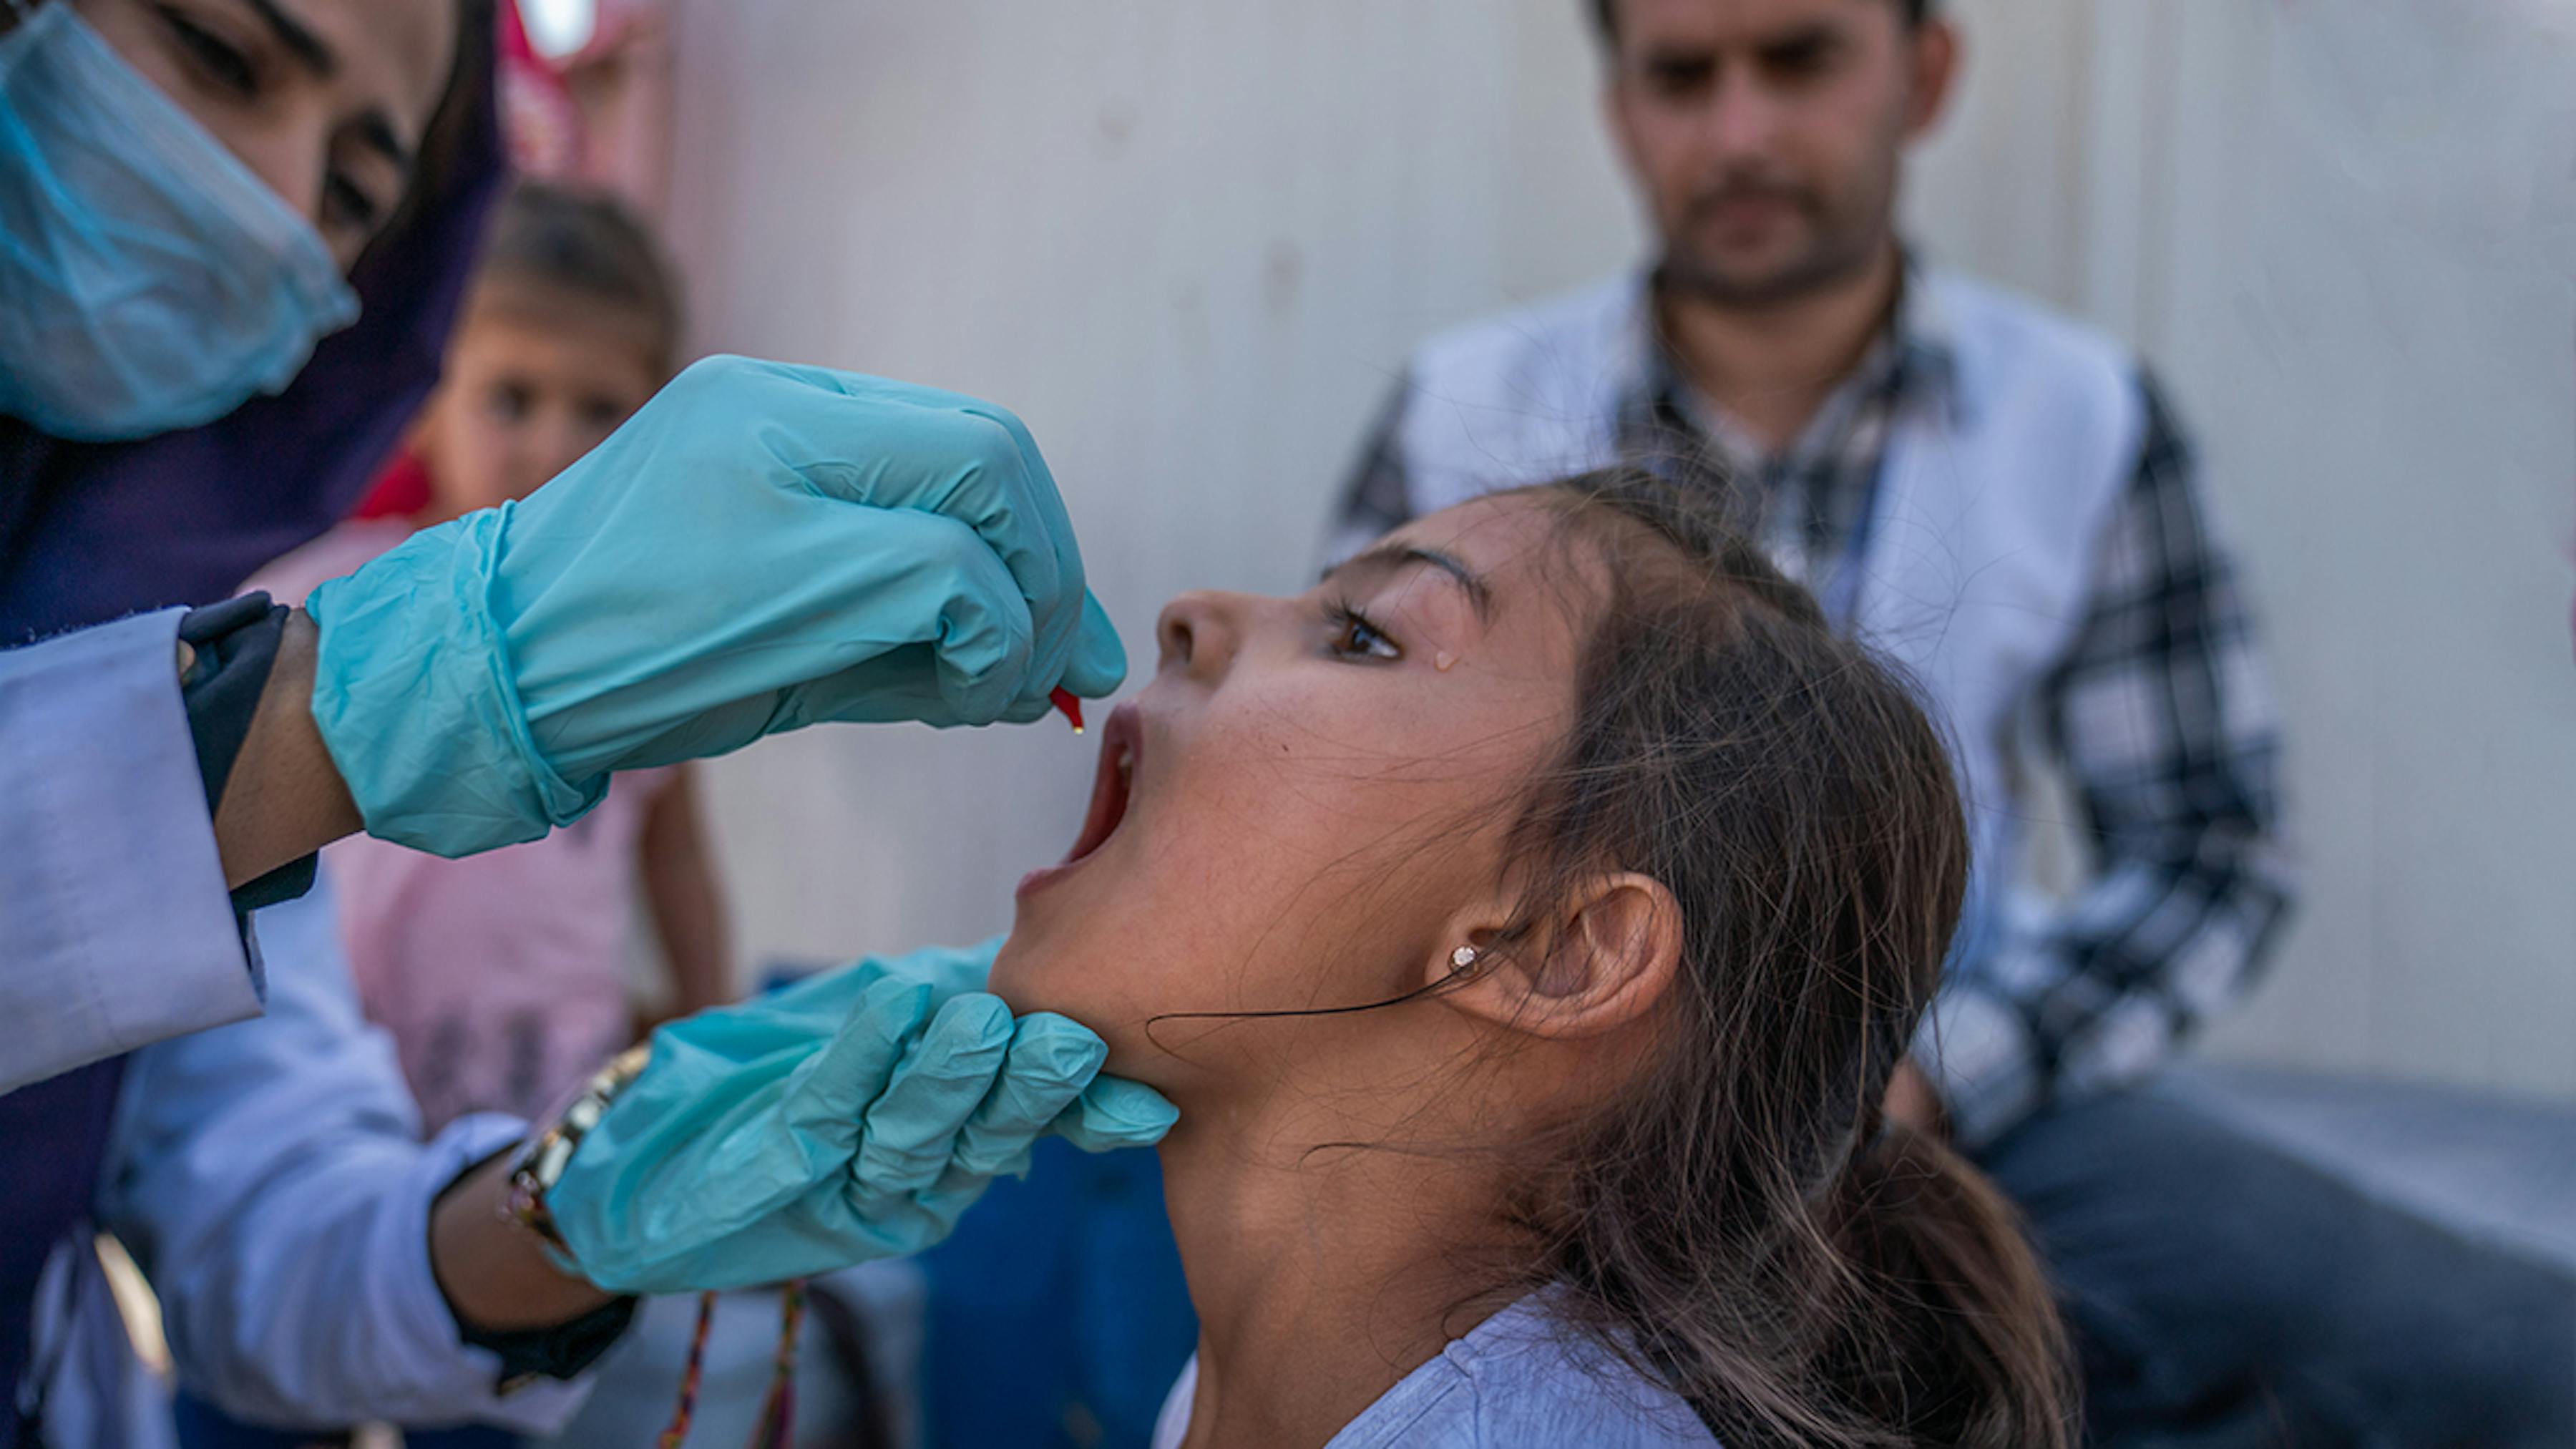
[{"xmin": 1320, "ymin": 544, "xmax": 1495, "ymax": 623}]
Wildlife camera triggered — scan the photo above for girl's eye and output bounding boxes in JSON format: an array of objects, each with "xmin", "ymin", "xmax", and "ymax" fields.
[
  {"xmin": 485, "ymin": 381, "xmax": 533, "ymax": 422},
  {"xmin": 1326, "ymin": 601, "xmax": 1400, "ymax": 662},
  {"xmin": 157, "ymin": 6, "xmax": 258, "ymax": 97}
]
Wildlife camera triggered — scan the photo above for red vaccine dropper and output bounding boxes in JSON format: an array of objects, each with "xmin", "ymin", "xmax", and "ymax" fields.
[{"xmin": 1049, "ymin": 686, "xmax": 1085, "ymax": 733}]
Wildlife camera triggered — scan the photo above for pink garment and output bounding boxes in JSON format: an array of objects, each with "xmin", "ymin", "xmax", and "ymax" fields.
[{"xmin": 246, "ymin": 524, "xmax": 675, "ymax": 1128}]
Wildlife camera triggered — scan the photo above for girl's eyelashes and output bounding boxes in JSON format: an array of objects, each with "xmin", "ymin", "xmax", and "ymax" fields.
[{"xmin": 1324, "ymin": 598, "xmax": 1402, "ymax": 662}]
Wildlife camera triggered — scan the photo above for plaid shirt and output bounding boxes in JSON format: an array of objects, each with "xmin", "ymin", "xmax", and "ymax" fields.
[{"xmin": 1333, "ymin": 273, "xmax": 2294, "ymax": 1145}]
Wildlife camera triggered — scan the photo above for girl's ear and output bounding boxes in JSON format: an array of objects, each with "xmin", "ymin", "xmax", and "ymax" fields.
[{"xmin": 1432, "ymin": 873, "xmax": 1683, "ymax": 1039}]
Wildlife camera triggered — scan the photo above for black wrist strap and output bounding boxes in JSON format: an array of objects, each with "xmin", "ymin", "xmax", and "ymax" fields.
[
  {"xmin": 463, "ymin": 1295, "xmax": 638, "ymax": 1392},
  {"xmin": 177, "ymin": 593, "xmax": 318, "ymax": 912},
  {"xmin": 433, "ymin": 1151, "xmax": 638, "ymax": 1389}
]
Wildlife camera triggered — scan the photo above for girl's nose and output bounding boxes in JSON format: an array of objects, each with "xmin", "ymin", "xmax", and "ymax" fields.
[{"xmin": 1155, "ymin": 589, "xmax": 1250, "ymax": 682}]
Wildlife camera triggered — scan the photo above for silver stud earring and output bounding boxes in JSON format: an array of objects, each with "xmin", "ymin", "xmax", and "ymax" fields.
[{"xmin": 1449, "ymin": 945, "xmax": 1480, "ymax": 975}]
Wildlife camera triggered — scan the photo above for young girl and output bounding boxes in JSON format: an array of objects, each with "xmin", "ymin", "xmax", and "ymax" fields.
[{"xmin": 990, "ymin": 468, "xmax": 2072, "ymax": 1448}]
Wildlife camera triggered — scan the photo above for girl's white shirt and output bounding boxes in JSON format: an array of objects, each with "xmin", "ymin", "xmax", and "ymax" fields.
[{"xmin": 1149, "ymin": 1289, "xmax": 1720, "ymax": 1448}]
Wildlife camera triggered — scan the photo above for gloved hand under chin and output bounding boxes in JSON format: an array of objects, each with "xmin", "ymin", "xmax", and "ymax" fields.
[
  {"xmin": 542, "ymin": 939, "xmax": 1176, "ymax": 1294},
  {"xmin": 305, "ymin": 356, "xmax": 1125, "ymax": 857}
]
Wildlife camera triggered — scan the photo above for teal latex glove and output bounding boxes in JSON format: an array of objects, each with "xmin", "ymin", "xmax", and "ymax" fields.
[
  {"xmin": 305, "ymin": 356, "xmax": 1126, "ymax": 857},
  {"xmin": 544, "ymin": 940, "xmax": 1176, "ymax": 1294}
]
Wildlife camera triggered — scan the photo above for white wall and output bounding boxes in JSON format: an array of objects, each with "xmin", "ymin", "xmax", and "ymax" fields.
[
  {"xmin": 2073, "ymin": 0, "xmax": 2576, "ymax": 1100},
  {"xmin": 659, "ymin": 0, "xmax": 2576, "ymax": 1101}
]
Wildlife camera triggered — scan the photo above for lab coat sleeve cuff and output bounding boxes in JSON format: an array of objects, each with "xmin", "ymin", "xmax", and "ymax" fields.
[
  {"xmin": 1908, "ymin": 984, "xmax": 2043, "ymax": 1148},
  {"xmin": 372, "ymin": 1113, "xmax": 601, "ymax": 1433},
  {"xmin": 0, "ymin": 609, "xmax": 258, "ymax": 1093}
]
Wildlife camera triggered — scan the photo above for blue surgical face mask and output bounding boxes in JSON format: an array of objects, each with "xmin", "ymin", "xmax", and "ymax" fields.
[{"xmin": 0, "ymin": 1, "xmax": 362, "ymax": 441}]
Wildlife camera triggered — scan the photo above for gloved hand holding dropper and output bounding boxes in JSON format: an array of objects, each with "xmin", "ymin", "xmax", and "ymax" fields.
[{"xmin": 305, "ymin": 355, "xmax": 1127, "ymax": 857}]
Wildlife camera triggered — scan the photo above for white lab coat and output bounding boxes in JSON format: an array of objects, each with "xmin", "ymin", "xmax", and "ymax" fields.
[{"xmin": 1, "ymin": 609, "xmax": 263, "ymax": 1093}]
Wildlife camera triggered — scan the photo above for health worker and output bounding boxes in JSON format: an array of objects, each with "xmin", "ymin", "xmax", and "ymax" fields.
[{"xmin": 0, "ymin": 1, "xmax": 1163, "ymax": 1442}]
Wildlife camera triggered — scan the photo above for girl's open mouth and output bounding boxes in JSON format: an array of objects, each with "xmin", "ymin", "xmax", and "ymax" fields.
[{"xmin": 1015, "ymin": 702, "xmax": 1141, "ymax": 899}]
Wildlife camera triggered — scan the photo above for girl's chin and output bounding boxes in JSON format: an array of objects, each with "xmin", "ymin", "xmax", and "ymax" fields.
[
  {"xmin": 984, "ymin": 929, "xmax": 1098, "ymax": 1023},
  {"xmin": 984, "ymin": 930, "xmax": 1039, "ymax": 1009}
]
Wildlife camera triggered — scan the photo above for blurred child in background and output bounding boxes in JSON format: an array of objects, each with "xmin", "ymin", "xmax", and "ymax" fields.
[{"xmin": 245, "ymin": 180, "xmax": 731, "ymax": 1131}]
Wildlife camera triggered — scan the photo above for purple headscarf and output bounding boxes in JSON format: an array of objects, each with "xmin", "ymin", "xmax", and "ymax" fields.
[{"xmin": 0, "ymin": 0, "xmax": 507, "ymax": 641}]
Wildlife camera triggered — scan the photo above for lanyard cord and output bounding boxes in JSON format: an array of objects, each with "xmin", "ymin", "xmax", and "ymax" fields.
[{"xmin": 656, "ymin": 1279, "xmax": 809, "ymax": 1449}]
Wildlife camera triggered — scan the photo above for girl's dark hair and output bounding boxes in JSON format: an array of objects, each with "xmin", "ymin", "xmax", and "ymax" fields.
[
  {"xmin": 1489, "ymin": 467, "xmax": 2072, "ymax": 1448},
  {"xmin": 475, "ymin": 180, "xmax": 684, "ymax": 378}
]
